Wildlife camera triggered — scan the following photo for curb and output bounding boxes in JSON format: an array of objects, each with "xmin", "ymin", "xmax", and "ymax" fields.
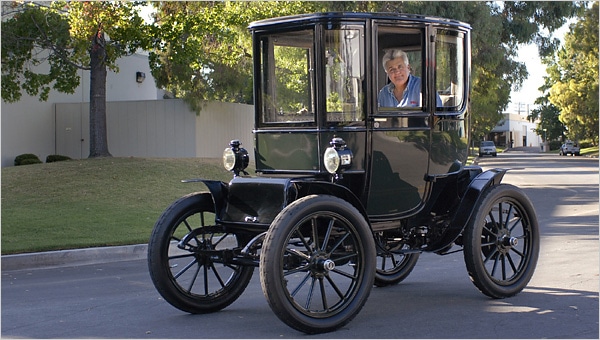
[{"xmin": 1, "ymin": 244, "xmax": 148, "ymax": 271}]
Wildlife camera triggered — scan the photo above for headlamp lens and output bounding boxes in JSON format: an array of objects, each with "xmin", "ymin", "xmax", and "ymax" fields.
[
  {"xmin": 223, "ymin": 148, "xmax": 236, "ymax": 171},
  {"xmin": 324, "ymin": 147, "xmax": 340, "ymax": 174}
]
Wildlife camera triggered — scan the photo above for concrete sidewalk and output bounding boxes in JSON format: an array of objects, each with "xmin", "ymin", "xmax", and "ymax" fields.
[{"xmin": 1, "ymin": 244, "xmax": 148, "ymax": 271}]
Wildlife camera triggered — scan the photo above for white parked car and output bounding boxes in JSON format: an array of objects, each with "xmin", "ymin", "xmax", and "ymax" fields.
[
  {"xmin": 559, "ymin": 141, "xmax": 580, "ymax": 156},
  {"xmin": 479, "ymin": 141, "xmax": 497, "ymax": 157}
]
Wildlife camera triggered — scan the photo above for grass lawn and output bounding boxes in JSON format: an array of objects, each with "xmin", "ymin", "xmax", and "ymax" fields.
[
  {"xmin": 3, "ymin": 147, "xmax": 594, "ymax": 255},
  {"xmin": 581, "ymin": 146, "xmax": 599, "ymax": 157},
  {"xmin": 1, "ymin": 157, "xmax": 237, "ymax": 255}
]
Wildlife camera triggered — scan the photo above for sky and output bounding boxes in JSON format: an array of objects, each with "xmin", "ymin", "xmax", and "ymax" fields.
[{"xmin": 508, "ymin": 21, "xmax": 572, "ymax": 114}]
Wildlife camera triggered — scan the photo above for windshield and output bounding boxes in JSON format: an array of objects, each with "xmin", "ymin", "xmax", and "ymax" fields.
[
  {"xmin": 436, "ymin": 30, "xmax": 465, "ymax": 110},
  {"xmin": 324, "ymin": 26, "xmax": 364, "ymax": 123},
  {"xmin": 481, "ymin": 141, "xmax": 495, "ymax": 147}
]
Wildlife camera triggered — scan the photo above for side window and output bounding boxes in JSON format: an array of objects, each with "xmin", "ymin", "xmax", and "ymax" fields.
[
  {"xmin": 325, "ymin": 26, "xmax": 365, "ymax": 124},
  {"xmin": 376, "ymin": 26, "xmax": 424, "ymax": 111},
  {"xmin": 436, "ymin": 30, "xmax": 465, "ymax": 109},
  {"xmin": 259, "ymin": 30, "xmax": 315, "ymax": 124}
]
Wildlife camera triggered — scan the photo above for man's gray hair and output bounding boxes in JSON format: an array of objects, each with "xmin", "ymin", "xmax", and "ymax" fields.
[{"xmin": 382, "ymin": 49, "xmax": 409, "ymax": 71}]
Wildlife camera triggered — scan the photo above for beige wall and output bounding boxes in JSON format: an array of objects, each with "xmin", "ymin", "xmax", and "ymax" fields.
[
  {"xmin": 52, "ymin": 99, "xmax": 254, "ymax": 162},
  {"xmin": 195, "ymin": 101, "xmax": 255, "ymax": 158}
]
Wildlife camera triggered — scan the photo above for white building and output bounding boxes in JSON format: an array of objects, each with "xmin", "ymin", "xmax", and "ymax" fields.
[
  {"xmin": 1, "ymin": 52, "xmax": 161, "ymax": 167},
  {"xmin": 1, "ymin": 52, "xmax": 254, "ymax": 167},
  {"xmin": 488, "ymin": 110, "xmax": 542, "ymax": 148}
]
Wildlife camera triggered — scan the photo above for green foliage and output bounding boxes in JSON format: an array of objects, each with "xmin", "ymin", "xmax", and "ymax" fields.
[
  {"xmin": 549, "ymin": 140, "xmax": 562, "ymax": 151},
  {"xmin": 18, "ymin": 158, "xmax": 44, "ymax": 166},
  {"xmin": 148, "ymin": 1, "xmax": 326, "ymax": 112},
  {"xmin": 1, "ymin": 2, "xmax": 79, "ymax": 102},
  {"xmin": 528, "ymin": 96, "xmax": 565, "ymax": 142},
  {"xmin": 148, "ymin": 1, "xmax": 578, "ymax": 143},
  {"xmin": 545, "ymin": 2, "xmax": 599, "ymax": 145},
  {"xmin": 46, "ymin": 154, "xmax": 72, "ymax": 163},
  {"xmin": 14, "ymin": 153, "xmax": 42, "ymax": 166}
]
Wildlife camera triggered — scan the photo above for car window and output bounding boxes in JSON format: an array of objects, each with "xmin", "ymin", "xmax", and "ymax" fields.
[
  {"xmin": 325, "ymin": 25, "xmax": 365, "ymax": 124},
  {"xmin": 258, "ymin": 29, "xmax": 316, "ymax": 125}
]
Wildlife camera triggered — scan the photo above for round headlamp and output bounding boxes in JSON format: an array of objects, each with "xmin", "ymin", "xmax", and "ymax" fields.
[
  {"xmin": 323, "ymin": 137, "xmax": 352, "ymax": 175},
  {"xmin": 223, "ymin": 140, "xmax": 249, "ymax": 176},
  {"xmin": 324, "ymin": 147, "xmax": 340, "ymax": 174}
]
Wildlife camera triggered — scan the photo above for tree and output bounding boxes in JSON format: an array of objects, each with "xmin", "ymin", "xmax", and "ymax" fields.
[
  {"xmin": 528, "ymin": 96, "xmax": 565, "ymax": 142},
  {"xmin": 544, "ymin": 2, "xmax": 598, "ymax": 144},
  {"xmin": 149, "ymin": 1, "xmax": 578, "ymax": 142},
  {"xmin": 148, "ymin": 1, "xmax": 326, "ymax": 112},
  {"xmin": 1, "ymin": 1, "xmax": 149, "ymax": 157}
]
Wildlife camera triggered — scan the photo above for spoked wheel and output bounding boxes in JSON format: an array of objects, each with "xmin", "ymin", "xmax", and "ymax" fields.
[
  {"xmin": 260, "ymin": 195, "xmax": 376, "ymax": 334},
  {"xmin": 374, "ymin": 232, "xmax": 419, "ymax": 287},
  {"xmin": 463, "ymin": 184, "xmax": 539, "ymax": 298},
  {"xmin": 148, "ymin": 193, "xmax": 254, "ymax": 313}
]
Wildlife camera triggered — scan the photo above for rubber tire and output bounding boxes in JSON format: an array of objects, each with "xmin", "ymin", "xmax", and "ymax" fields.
[
  {"xmin": 260, "ymin": 195, "xmax": 376, "ymax": 334},
  {"xmin": 463, "ymin": 184, "xmax": 539, "ymax": 298},
  {"xmin": 374, "ymin": 243, "xmax": 419, "ymax": 287},
  {"xmin": 148, "ymin": 192, "xmax": 254, "ymax": 313}
]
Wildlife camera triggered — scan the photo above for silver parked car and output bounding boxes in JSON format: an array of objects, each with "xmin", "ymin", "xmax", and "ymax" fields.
[
  {"xmin": 559, "ymin": 140, "xmax": 580, "ymax": 156},
  {"xmin": 479, "ymin": 141, "xmax": 497, "ymax": 157}
]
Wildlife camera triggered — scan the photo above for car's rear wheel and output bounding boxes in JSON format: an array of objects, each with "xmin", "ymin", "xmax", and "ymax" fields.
[
  {"xmin": 148, "ymin": 193, "xmax": 254, "ymax": 314},
  {"xmin": 374, "ymin": 232, "xmax": 419, "ymax": 287}
]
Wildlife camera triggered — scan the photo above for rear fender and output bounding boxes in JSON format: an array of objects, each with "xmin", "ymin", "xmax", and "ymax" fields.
[{"xmin": 427, "ymin": 168, "xmax": 507, "ymax": 251}]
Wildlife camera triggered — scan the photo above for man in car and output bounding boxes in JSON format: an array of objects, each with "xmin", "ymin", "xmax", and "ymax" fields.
[{"xmin": 378, "ymin": 48, "xmax": 442, "ymax": 108}]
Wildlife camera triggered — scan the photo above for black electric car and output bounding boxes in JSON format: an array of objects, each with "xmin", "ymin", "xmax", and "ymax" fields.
[{"xmin": 148, "ymin": 12, "xmax": 539, "ymax": 334}]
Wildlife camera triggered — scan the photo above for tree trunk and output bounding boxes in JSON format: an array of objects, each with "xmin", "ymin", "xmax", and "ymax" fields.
[{"xmin": 88, "ymin": 28, "xmax": 112, "ymax": 158}]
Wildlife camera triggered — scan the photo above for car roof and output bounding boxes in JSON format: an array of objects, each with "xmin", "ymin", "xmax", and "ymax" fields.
[{"xmin": 249, "ymin": 12, "xmax": 472, "ymax": 31}]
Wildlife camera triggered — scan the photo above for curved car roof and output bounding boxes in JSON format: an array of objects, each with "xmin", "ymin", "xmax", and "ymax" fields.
[{"xmin": 249, "ymin": 12, "xmax": 472, "ymax": 31}]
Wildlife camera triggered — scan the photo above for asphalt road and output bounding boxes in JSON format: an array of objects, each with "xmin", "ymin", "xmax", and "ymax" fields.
[{"xmin": 2, "ymin": 151, "xmax": 598, "ymax": 338}]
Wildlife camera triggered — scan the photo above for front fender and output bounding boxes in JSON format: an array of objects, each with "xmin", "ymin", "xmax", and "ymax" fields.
[
  {"xmin": 293, "ymin": 180, "xmax": 368, "ymax": 222},
  {"xmin": 184, "ymin": 177, "xmax": 368, "ymax": 228},
  {"xmin": 181, "ymin": 179, "xmax": 228, "ymax": 217}
]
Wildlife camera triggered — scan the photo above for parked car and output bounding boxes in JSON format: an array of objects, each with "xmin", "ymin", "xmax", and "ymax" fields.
[
  {"xmin": 479, "ymin": 141, "xmax": 497, "ymax": 157},
  {"xmin": 559, "ymin": 141, "xmax": 580, "ymax": 156}
]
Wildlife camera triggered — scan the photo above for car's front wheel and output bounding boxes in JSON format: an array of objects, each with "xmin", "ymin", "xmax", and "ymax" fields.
[
  {"xmin": 260, "ymin": 195, "xmax": 376, "ymax": 334},
  {"xmin": 463, "ymin": 184, "xmax": 539, "ymax": 298}
]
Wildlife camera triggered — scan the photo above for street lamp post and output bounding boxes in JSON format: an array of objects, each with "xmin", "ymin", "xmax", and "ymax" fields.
[
  {"xmin": 543, "ymin": 128, "xmax": 547, "ymax": 142},
  {"xmin": 542, "ymin": 128, "xmax": 547, "ymax": 152}
]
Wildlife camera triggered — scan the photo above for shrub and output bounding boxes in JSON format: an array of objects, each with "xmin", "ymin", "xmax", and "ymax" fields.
[
  {"xmin": 14, "ymin": 154, "xmax": 42, "ymax": 166},
  {"xmin": 18, "ymin": 158, "xmax": 43, "ymax": 166},
  {"xmin": 549, "ymin": 141, "xmax": 562, "ymax": 151},
  {"xmin": 46, "ymin": 154, "xmax": 72, "ymax": 163}
]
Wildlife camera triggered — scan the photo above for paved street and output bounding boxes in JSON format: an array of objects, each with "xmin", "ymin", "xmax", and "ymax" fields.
[{"xmin": 2, "ymin": 151, "xmax": 598, "ymax": 338}]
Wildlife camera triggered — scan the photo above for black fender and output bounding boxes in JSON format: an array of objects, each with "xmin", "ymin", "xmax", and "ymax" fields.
[
  {"xmin": 292, "ymin": 179, "xmax": 369, "ymax": 223},
  {"xmin": 181, "ymin": 179, "xmax": 228, "ymax": 217},
  {"xmin": 181, "ymin": 177, "xmax": 368, "ymax": 228},
  {"xmin": 426, "ymin": 168, "xmax": 507, "ymax": 252}
]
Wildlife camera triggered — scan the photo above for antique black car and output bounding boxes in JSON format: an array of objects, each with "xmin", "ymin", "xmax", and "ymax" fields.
[{"xmin": 148, "ymin": 12, "xmax": 539, "ymax": 334}]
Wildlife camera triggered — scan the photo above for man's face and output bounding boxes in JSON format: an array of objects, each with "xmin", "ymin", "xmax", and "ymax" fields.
[{"xmin": 385, "ymin": 58, "xmax": 410, "ymax": 86}]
